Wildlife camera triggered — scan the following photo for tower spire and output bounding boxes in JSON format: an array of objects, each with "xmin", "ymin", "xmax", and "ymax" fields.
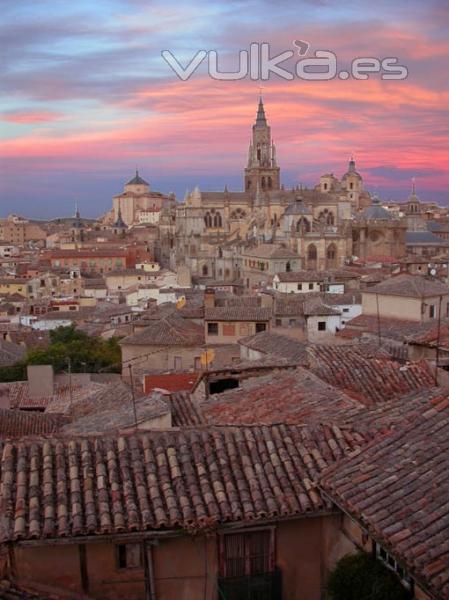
[
  {"xmin": 255, "ymin": 95, "xmax": 267, "ymax": 126},
  {"xmin": 411, "ymin": 176, "xmax": 416, "ymax": 195}
]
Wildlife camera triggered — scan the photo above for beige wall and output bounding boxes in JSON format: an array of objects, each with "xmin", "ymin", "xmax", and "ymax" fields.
[
  {"xmin": 121, "ymin": 344, "xmax": 204, "ymax": 376},
  {"xmin": 362, "ymin": 292, "xmax": 449, "ymax": 322}
]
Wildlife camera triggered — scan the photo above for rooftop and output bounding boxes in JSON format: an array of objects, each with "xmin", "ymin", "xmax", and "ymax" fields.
[
  {"xmin": 121, "ymin": 314, "xmax": 205, "ymax": 346},
  {"xmin": 0, "ymin": 423, "xmax": 366, "ymax": 541},
  {"xmin": 239, "ymin": 331, "xmax": 308, "ymax": 363},
  {"xmin": 321, "ymin": 393, "xmax": 449, "ymax": 600},
  {"xmin": 307, "ymin": 344, "xmax": 434, "ymax": 406},
  {"xmin": 205, "ymin": 306, "xmax": 272, "ymax": 322},
  {"xmin": 363, "ymin": 273, "xmax": 449, "ymax": 298}
]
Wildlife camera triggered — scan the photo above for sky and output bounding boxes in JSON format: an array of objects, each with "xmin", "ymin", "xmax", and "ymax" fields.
[{"xmin": 0, "ymin": 0, "xmax": 448, "ymax": 219}]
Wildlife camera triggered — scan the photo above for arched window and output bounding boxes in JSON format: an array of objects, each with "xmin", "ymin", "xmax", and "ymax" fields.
[
  {"xmin": 213, "ymin": 212, "xmax": 222, "ymax": 228},
  {"xmin": 268, "ymin": 177, "xmax": 272, "ymax": 189},
  {"xmin": 326, "ymin": 212, "xmax": 335, "ymax": 226},
  {"xmin": 257, "ymin": 147, "xmax": 261, "ymax": 161},
  {"xmin": 247, "ymin": 180, "xmax": 251, "ymax": 190},
  {"xmin": 224, "ymin": 268, "xmax": 230, "ymax": 278},
  {"xmin": 349, "ymin": 182, "xmax": 354, "ymax": 190},
  {"xmin": 326, "ymin": 243, "xmax": 337, "ymax": 268},
  {"xmin": 261, "ymin": 176, "xmax": 266, "ymax": 190},
  {"xmin": 204, "ymin": 212, "xmax": 212, "ymax": 228},
  {"xmin": 202, "ymin": 264, "xmax": 208, "ymax": 276},
  {"xmin": 218, "ymin": 247, "xmax": 223, "ymax": 258},
  {"xmin": 307, "ymin": 244, "xmax": 318, "ymax": 270},
  {"xmin": 286, "ymin": 261, "xmax": 291, "ymax": 272}
]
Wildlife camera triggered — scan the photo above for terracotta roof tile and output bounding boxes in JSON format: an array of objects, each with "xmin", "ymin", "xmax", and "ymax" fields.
[
  {"xmin": 321, "ymin": 393, "xmax": 449, "ymax": 600},
  {"xmin": 205, "ymin": 306, "xmax": 272, "ymax": 322},
  {"xmin": 0, "ymin": 424, "xmax": 366, "ymax": 541},
  {"xmin": 0, "ymin": 410, "xmax": 67, "ymax": 439},
  {"xmin": 239, "ymin": 331, "xmax": 308, "ymax": 363},
  {"xmin": 307, "ymin": 345, "xmax": 434, "ymax": 406}
]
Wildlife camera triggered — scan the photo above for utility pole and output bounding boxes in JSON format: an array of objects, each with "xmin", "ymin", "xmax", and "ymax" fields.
[
  {"xmin": 376, "ymin": 293, "xmax": 382, "ymax": 347},
  {"xmin": 435, "ymin": 295, "xmax": 443, "ymax": 386},
  {"xmin": 67, "ymin": 357, "xmax": 73, "ymax": 409},
  {"xmin": 128, "ymin": 364, "xmax": 138, "ymax": 430}
]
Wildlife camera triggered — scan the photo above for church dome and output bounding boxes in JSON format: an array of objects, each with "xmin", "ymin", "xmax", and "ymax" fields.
[
  {"xmin": 360, "ymin": 198, "xmax": 393, "ymax": 220},
  {"xmin": 342, "ymin": 156, "xmax": 362, "ymax": 180},
  {"xmin": 126, "ymin": 170, "xmax": 149, "ymax": 186}
]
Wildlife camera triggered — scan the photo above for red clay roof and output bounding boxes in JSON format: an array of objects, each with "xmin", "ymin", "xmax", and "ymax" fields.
[
  {"xmin": 321, "ymin": 393, "xmax": 449, "ymax": 600},
  {"xmin": 143, "ymin": 372, "xmax": 200, "ymax": 394},
  {"xmin": 0, "ymin": 424, "xmax": 367, "ymax": 540},
  {"xmin": 307, "ymin": 344, "xmax": 434, "ymax": 406}
]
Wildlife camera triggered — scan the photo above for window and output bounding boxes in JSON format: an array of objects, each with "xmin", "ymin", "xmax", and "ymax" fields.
[
  {"xmin": 297, "ymin": 283, "xmax": 302, "ymax": 291},
  {"xmin": 343, "ymin": 308, "xmax": 349, "ymax": 313},
  {"xmin": 374, "ymin": 543, "xmax": 412, "ymax": 590},
  {"xmin": 194, "ymin": 356, "xmax": 201, "ymax": 370},
  {"xmin": 256, "ymin": 323, "xmax": 267, "ymax": 333},
  {"xmin": 318, "ymin": 321, "xmax": 326, "ymax": 331},
  {"xmin": 429, "ymin": 304, "xmax": 435, "ymax": 318},
  {"xmin": 289, "ymin": 319, "xmax": 296, "ymax": 326},
  {"xmin": 208, "ymin": 322, "xmax": 219, "ymax": 335},
  {"xmin": 116, "ymin": 543, "xmax": 142, "ymax": 569},
  {"xmin": 275, "ymin": 319, "xmax": 282, "ymax": 327},
  {"xmin": 308, "ymin": 283, "xmax": 314, "ymax": 290},
  {"xmin": 174, "ymin": 356, "xmax": 182, "ymax": 370},
  {"xmin": 218, "ymin": 529, "xmax": 274, "ymax": 578}
]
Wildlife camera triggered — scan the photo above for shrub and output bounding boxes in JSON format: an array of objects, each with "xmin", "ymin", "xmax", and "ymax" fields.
[{"xmin": 328, "ymin": 552, "xmax": 412, "ymax": 600}]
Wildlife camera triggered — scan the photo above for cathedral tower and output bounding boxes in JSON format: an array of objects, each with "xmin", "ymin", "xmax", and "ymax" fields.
[{"xmin": 244, "ymin": 97, "xmax": 280, "ymax": 193}]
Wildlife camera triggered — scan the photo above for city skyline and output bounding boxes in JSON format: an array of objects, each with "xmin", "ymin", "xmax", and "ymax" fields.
[{"xmin": 1, "ymin": 0, "xmax": 448, "ymax": 218}]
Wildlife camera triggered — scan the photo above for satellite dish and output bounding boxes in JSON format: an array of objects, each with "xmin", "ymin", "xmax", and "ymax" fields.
[{"xmin": 430, "ymin": 268, "xmax": 437, "ymax": 276}]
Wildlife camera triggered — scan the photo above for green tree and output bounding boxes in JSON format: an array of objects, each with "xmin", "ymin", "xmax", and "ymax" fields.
[
  {"xmin": 0, "ymin": 326, "xmax": 122, "ymax": 381},
  {"xmin": 328, "ymin": 553, "xmax": 412, "ymax": 600}
]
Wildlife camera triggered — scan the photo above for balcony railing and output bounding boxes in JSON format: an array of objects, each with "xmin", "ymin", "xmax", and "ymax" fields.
[{"xmin": 217, "ymin": 568, "xmax": 282, "ymax": 600}]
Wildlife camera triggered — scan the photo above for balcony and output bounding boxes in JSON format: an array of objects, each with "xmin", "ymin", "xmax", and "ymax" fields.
[{"xmin": 217, "ymin": 568, "xmax": 282, "ymax": 600}]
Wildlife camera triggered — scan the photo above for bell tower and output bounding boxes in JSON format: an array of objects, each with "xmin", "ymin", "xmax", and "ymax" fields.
[{"xmin": 244, "ymin": 96, "xmax": 280, "ymax": 194}]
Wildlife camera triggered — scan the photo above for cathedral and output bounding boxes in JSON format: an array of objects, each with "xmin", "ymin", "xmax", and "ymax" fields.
[{"xmin": 172, "ymin": 97, "xmax": 406, "ymax": 282}]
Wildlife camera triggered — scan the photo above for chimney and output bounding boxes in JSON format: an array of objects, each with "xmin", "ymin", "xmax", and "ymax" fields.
[
  {"xmin": 204, "ymin": 288, "xmax": 216, "ymax": 308},
  {"xmin": 27, "ymin": 364, "xmax": 54, "ymax": 399}
]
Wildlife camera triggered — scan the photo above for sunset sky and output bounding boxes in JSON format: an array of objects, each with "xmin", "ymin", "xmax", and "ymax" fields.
[{"xmin": 1, "ymin": 0, "xmax": 448, "ymax": 218}]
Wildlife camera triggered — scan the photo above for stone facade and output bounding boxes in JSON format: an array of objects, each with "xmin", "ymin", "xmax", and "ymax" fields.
[{"xmin": 171, "ymin": 98, "xmax": 407, "ymax": 285}]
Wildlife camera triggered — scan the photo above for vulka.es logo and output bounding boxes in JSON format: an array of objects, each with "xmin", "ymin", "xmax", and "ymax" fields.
[{"xmin": 161, "ymin": 41, "xmax": 408, "ymax": 81}]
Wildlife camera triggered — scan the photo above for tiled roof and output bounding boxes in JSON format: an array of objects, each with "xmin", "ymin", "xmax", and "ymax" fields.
[
  {"xmin": 321, "ymin": 395, "xmax": 449, "ymax": 600},
  {"xmin": 61, "ymin": 394, "xmax": 170, "ymax": 435},
  {"xmin": 363, "ymin": 273, "xmax": 449, "ymax": 298},
  {"xmin": 307, "ymin": 345, "xmax": 434, "ymax": 406},
  {"xmin": 0, "ymin": 410, "xmax": 66, "ymax": 439},
  {"xmin": 169, "ymin": 391, "xmax": 206, "ymax": 426},
  {"xmin": 205, "ymin": 306, "xmax": 272, "ymax": 322},
  {"xmin": 0, "ymin": 340, "xmax": 25, "ymax": 367},
  {"xmin": 406, "ymin": 230, "xmax": 449, "ymax": 245},
  {"xmin": 276, "ymin": 271, "xmax": 324, "ymax": 283},
  {"xmin": 345, "ymin": 314, "xmax": 449, "ymax": 342},
  {"xmin": 121, "ymin": 315, "xmax": 204, "ymax": 346},
  {"xmin": 4, "ymin": 381, "xmax": 106, "ymax": 412},
  {"xmin": 0, "ymin": 423, "xmax": 366, "ymax": 541},
  {"xmin": 303, "ymin": 297, "xmax": 340, "ymax": 316},
  {"xmin": 274, "ymin": 297, "xmax": 305, "ymax": 317},
  {"xmin": 239, "ymin": 331, "xmax": 308, "ymax": 363},
  {"xmin": 144, "ymin": 372, "xmax": 200, "ymax": 395},
  {"xmin": 202, "ymin": 368, "xmax": 366, "ymax": 426}
]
